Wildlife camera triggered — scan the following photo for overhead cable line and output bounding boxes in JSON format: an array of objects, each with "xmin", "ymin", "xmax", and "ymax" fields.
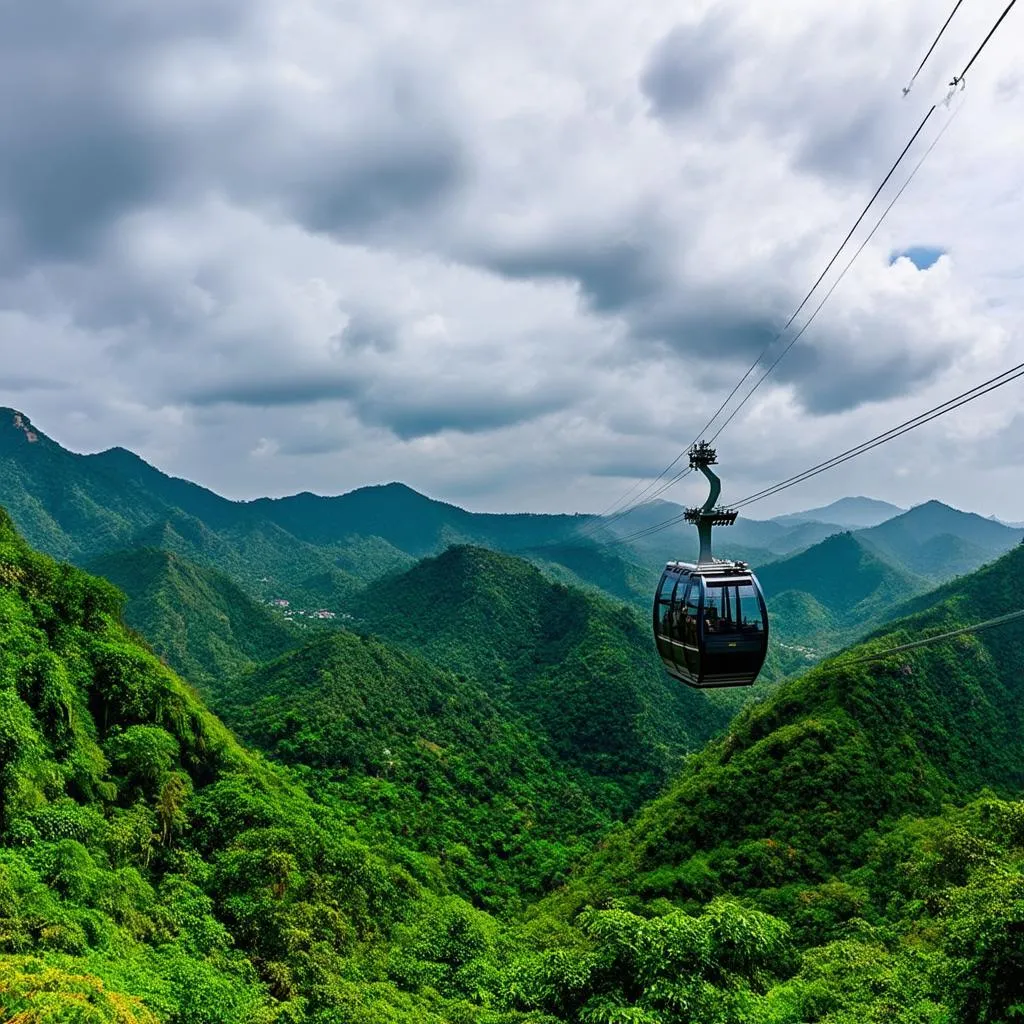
[
  {"xmin": 903, "ymin": 0, "xmax": 968, "ymax": 96},
  {"xmin": 707, "ymin": 100, "xmax": 962, "ymax": 445},
  {"xmin": 840, "ymin": 609, "xmax": 1024, "ymax": 664},
  {"xmin": 580, "ymin": 105, "xmax": 939, "ymax": 539},
  {"xmin": 585, "ymin": 0, "xmax": 1016, "ymax": 537},
  {"xmin": 730, "ymin": 361, "xmax": 1024, "ymax": 509},
  {"xmin": 949, "ymin": 0, "xmax": 1018, "ymax": 89},
  {"xmin": 607, "ymin": 358, "xmax": 1024, "ymax": 546},
  {"xmin": 693, "ymin": 107, "xmax": 936, "ymax": 444},
  {"xmin": 594, "ymin": 101, "xmax": 961, "ymax": 541}
]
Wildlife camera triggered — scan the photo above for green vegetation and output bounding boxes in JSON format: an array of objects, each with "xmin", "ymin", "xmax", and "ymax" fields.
[
  {"xmin": 4, "ymin": 416, "xmax": 1024, "ymax": 1023},
  {"xmin": 84, "ymin": 548, "xmax": 300, "ymax": 687},
  {"xmin": 0, "ymin": 507, "xmax": 518, "ymax": 1022},
  {"xmin": 347, "ymin": 545, "xmax": 730, "ymax": 806},
  {"xmin": 214, "ymin": 631, "xmax": 612, "ymax": 910}
]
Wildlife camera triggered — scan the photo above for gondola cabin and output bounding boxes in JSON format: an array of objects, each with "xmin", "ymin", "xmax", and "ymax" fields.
[{"xmin": 653, "ymin": 561, "xmax": 769, "ymax": 688}]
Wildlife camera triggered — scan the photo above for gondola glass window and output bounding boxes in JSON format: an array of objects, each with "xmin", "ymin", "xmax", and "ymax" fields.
[
  {"xmin": 704, "ymin": 581, "xmax": 764, "ymax": 634},
  {"xmin": 656, "ymin": 573, "xmax": 678, "ymax": 635}
]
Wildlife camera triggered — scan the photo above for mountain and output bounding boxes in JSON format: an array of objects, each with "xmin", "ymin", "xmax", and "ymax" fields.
[
  {"xmin": 772, "ymin": 495, "xmax": 905, "ymax": 529},
  {"xmin": 756, "ymin": 531, "xmax": 931, "ymax": 672},
  {"xmin": 0, "ymin": 505, "xmax": 532, "ymax": 1023},
  {"xmin": 506, "ymin": 543, "xmax": 1024, "ymax": 1023},
  {"xmin": 212, "ymin": 630, "xmax": 616, "ymax": 909},
  {"xmin": 84, "ymin": 547, "xmax": 301, "ymax": 685},
  {"xmin": 859, "ymin": 499, "xmax": 1023, "ymax": 580},
  {"xmin": 754, "ymin": 502, "xmax": 1024, "ymax": 674},
  {"xmin": 0, "ymin": 408, "xmax": 638, "ymax": 609},
  {"xmin": 347, "ymin": 545, "xmax": 732, "ymax": 806}
]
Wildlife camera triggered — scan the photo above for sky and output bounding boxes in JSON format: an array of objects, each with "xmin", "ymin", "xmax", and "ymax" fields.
[{"xmin": 1, "ymin": 0, "xmax": 1022, "ymax": 520}]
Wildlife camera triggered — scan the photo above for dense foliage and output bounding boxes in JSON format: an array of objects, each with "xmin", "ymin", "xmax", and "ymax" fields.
[
  {"xmin": 215, "ymin": 631, "xmax": 614, "ymax": 910},
  {"xmin": 3, "ymin": 467, "xmax": 1024, "ymax": 1023},
  {"xmin": 84, "ymin": 548, "xmax": 300, "ymax": 686},
  {"xmin": 347, "ymin": 545, "xmax": 731, "ymax": 806}
]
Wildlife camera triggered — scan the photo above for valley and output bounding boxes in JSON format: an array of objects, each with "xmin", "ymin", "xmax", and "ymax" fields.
[{"xmin": 1, "ymin": 409, "xmax": 1023, "ymax": 1021}]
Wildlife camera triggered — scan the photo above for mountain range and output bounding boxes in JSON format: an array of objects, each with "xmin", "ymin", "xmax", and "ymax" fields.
[
  {"xmin": 4, "ymin": 406, "xmax": 1022, "ymax": 696},
  {"xmin": 2, "ymin": 482, "xmax": 1022, "ymax": 1021}
]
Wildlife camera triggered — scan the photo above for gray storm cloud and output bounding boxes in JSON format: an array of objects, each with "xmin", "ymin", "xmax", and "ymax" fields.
[{"xmin": 0, "ymin": 0, "xmax": 1020, "ymax": 516}]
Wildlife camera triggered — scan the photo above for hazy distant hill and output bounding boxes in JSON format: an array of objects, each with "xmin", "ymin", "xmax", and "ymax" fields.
[
  {"xmin": 772, "ymin": 495, "xmax": 905, "ymax": 529},
  {"xmin": 757, "ymin": 532, "xmax": 931, "ymax": 673},
  {"xmin": 858, "ymin": 499, "xmax": 1022, "ymax": 581},
  {"xmin": 755, "ymin": 501, "xmax": 1023, "ymax": 675},
  {"xmin": 0, "ymin": 408, "xmax": 644, "ymax": 608},
  {"xmin": 602, "ymin": 500, "xmax": 843, "ymax": 569}
]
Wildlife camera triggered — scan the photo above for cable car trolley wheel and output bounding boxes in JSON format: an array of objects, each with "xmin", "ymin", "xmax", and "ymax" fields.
[{"xmin": 651, "ymin": 444, "xmax": 769, "ymax": 689}]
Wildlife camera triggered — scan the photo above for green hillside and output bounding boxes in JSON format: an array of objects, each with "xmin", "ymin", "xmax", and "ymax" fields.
[
  {"xmin": 496, "ymin": 544, "xmax": 1024, "ymax": 1023},
  {"xmin": 758, "ymin": 531, "xmax": 931, "ymax": 675},
  {"xmin": 348, "ymin": 545, "xmax": 732, "ymax": 805},
  {"xmin": 3, "ymin": 481, "xmax": 1024, "ymax": 1022},
  {"xmin": 859, "ymin": 500, "xmax": 1022, "ymax": 581},
  {"xmin": 0, "ymin": 410, "xmax": 647, "ymax": 612},
  {"xmin": 84, "ymin": 547, "xmax": 301, "ymax": 686},
  {"xmin": 0, "ymin": 505, "xmax": 545, "ymax": 1023},
  {"xmin": 214, "ymin": 631, "xmax": 616, "ymax": 910}
]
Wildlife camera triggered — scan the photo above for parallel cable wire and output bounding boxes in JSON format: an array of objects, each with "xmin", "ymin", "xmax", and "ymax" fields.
[
  {"xmin": 579, "ymin": 106, "xmax": 938, "ymax": 539},
  {"xmin": 903, "ymin": 0, "xmax": 968, "ymax": 96},
  {"xmin": 584, "ymin": 0, "xmax": 1018, "ymax": 539},
  {"xmin": 703, "ymin": 0, "xmax": 1017, "ymax": 459},
  {"xmin": 729, "ymin": 361, "xmax": 1024, "ymax": 510},
  {"xmin": 607, "ymin": 359, "xmax": 1024, "ymax": 546},
  {"xmin": 949, "ymin": 0, "xmax": 1018, "ymax": 87},
  {"xmin": 690, "ymin": 108, "xmax": 937, "ymax": 448},
  {"xmin": 598, "ymin": 103, "xmax": 962, "ymax": 544},
  {"xmin": 708, "ymin": 100, "xmax": 963, "ymax": 445},
  {"xmin": 838, "ymin": 608, "xmax": 1024, "ymax": 664}
]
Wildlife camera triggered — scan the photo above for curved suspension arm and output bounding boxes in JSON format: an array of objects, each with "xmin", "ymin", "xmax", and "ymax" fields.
[
  {"xmin": 698, "ymin": 462, "xmax": 721, "ymax": 513},
  {"xmin": 695, "ymin": 463, "xmax": 720, "ymax": 564}
]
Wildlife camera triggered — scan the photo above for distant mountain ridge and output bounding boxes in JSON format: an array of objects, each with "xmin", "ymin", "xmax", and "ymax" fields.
[
  {"xmin": 770, "ymin": 495, "xmax": 905, "ymax": 529},
  {"xmin": 754, "ymin": 501, "xmax": 1023, "ymax": 674},
  {"xmin": 0, "ymin": 407, "xmax": 647, "ymax": 606}
]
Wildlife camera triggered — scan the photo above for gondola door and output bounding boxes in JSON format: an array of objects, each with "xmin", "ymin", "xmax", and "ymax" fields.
[{"xmin": 679, "ymin": 577, "xmax": 702, "ymax": 680}]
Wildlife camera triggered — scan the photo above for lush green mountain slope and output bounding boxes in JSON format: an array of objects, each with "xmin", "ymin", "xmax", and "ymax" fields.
[
  {"xmin": 582, "ymin": 546, "xmax": 1024, "ymax": 901},
  {"xmin": 348, "ymin": 545, "xmax": 732, "ymax": 805},
  {"xmin": 214, "ymin": 631, "xmax": 615, "ymax": 910},
  {"xmin": 859, "ymin": 499, "xmax": 1022, "ymax": 581},
  {"xmin": 501, "ymin": 544, "xmax": 1024, "ymax": 1023},
  {"xmin": 0, "ymin": 505, "xmax": 539, "ymax": 1023},
  {"xmin": 756, "ymin": 505, "xmax": 1023, "ymax": 675},
  {"xmin": 758, "ymin": 531, "xmax": 932, "ymax": 674},
  {"xmin": 0, "ymin": 409, "xmax": 642, "ymax": 611},
  {"xmin": 84, "ymin": 547, "xmax": 300, "ymax": 685}
]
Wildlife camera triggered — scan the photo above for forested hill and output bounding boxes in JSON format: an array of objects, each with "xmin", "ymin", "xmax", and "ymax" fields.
[
  {"xmin": 575, "ymin": 540, "xmax": 1024, "ymax": 901},
  {"xmin": 83, "ymin": 547, "xmax": 301, "ymax": 685},
  {"xmin": 0, "ymin": 506, "xmax": 504, "ymax": 1022},
  {"xmin": 502, "ymin": 542, "xmax": 1024, "ymax": 1021},
  {"xmin": 212, "ymin": 631, "xmax": 616, "ymax": 909},
  {"xmin": 347, "ymin": 544, "xmax": 731, "ymax": 795},
  {"xmin": 3, "ymin": 491, "xmax": 1024, "ymax": 1021},
  {"xmin": 0, "ymin": 407, "xmax": 651, "ymax": 607}
]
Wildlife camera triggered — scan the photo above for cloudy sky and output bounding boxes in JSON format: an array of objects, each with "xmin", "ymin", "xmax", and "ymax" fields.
[{"xmin": 1, "ymin": 0, "xmax": 1022, "ymax": 519}]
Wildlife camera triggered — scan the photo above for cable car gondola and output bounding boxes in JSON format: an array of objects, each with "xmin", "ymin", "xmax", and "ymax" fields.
[{"xmin": 652, "ymin": 443, "xmax": 769, "ymax": 689}]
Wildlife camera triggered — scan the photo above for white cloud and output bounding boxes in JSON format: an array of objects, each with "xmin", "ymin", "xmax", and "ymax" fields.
[{"xmin": 0, "ymin": 0, "xmax": 1022, "ymax": 521}]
